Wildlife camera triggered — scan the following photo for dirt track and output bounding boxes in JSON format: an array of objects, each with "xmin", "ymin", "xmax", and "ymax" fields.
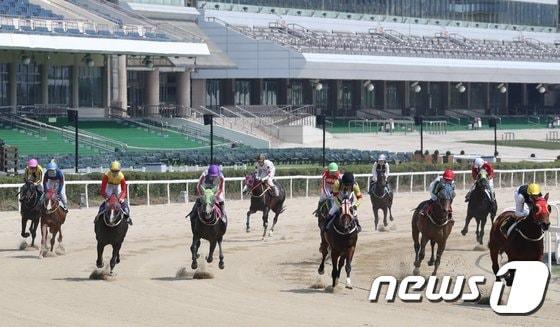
[{"xmin": 1, "ymin": 188, "xmax": 559, "ymax": 327}]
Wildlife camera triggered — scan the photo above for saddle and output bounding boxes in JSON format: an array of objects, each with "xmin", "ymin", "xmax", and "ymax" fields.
[
  {"xmin": 419, "ymin": 201, "xmax": 453, "ymax": 219},
  {"xmin": 499, "ymin": 213, "xmax": 518, "ymax": 238}
]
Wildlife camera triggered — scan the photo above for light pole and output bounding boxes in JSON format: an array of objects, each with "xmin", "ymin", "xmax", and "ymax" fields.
[
  {"xmin": 414, "ymin": 115, "xmax": 424, "ymax": 155},
  {"xmin": 316, "ymin": 113, "xmax": 326, "ymax": 167},
  {"xmin": 67, "ymin": 109, "xmax": 78, "ymax": 173},
  {"xmin": 203, "ymin": 114, "xmax": 214, "ymax": 164},
  {"xmin": 489, "ymin": 116, "xmax": 498, "ymax": 157}
]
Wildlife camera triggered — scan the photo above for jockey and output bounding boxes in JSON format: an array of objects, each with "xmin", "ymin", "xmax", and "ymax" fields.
[
  {"xmin": 99, "ymin": 161, "xmax": 131, "ymax": 225},
  {"xmin": 42, "ymin": 161, "xmax": 67, "ymax": 212},
  {"xmin": 370, "ymin": 154, "xmax": 390, "ymax": 194},
  {"xmin": 255, "ymin": 154, "xmax": 278, "ymax": 197},
  {"xmin": 316, "ymin": 162, "xmax": 340, "ymax": 214},
  {"xmin": 465, "ymin": 157, "xmax": 495, "ymax": 202},
  {"xmin": 325, "ymin": 172, "xmax": 362, "ymax": 233},
  {"xmin": 23, "ymin": 158, "xmax": 44, "ymax": 192},
  {"xmin": 514, "ymin": 183, "xmax": 542, "ymax": 218},
  {"xmin": 196, "ymin": 164, "xmax": 226, "ymax": 217},
  {"xmin": 425, "ymin": 169, "xmax": 456, "ymax": 217}
]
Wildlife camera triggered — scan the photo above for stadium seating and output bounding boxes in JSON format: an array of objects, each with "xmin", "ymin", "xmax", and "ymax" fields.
[
  {"xmin": 0, "ymin": 0, "xmax": 63, "ymax": 20},
  {"xmin": 228, "ymin": 23, "xmax": 560, "ymax": 61}
]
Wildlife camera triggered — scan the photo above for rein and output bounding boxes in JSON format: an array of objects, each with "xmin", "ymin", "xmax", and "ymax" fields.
[
  {"xmin": 506, "ymin": 216, "xmax": 545, "ymax": 242},
  {"xmin": 250, "ymin": 183, "xmax": 270, "ymax": 198},
  {"xmin": 197, "ymin": 206, "xmax": 219, "ymax": 226},
  {"xmin": 333, "ymin": 217, "xmax": 357, "ymax": 236}
]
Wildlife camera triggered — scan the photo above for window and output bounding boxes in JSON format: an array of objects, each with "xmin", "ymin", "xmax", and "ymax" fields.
[
  {"xmin": 262, "ymin": 80, "xmax": 278, "ymax": 105},
  {"xmin": 288, "ymin": 80, "xmax": 303, "ymax": 106},
  {"xmin": 159, "ymin": 73, "xmax": 176, "ymax": 104},
  {"xmin": 0, "ymin": 64, "xmax": 8, "ymax": 106},
  {"xmin": 206, "ymin": 79, "xmax": 221, "ymax": 108},
  {"xmin": 127, "ymin": 71, "xmax": 146, "ymax": 108},
  {"xmin": 234, "ymin": 80, "xmax": 251, "ymax": 105},
  {"xmin": 78, "ymin": 66, "xmax": 103, "ymax": 107},
  {"xmin": 48, "ymin": 66, "xmax": 71, "ymax": 106},
  {"xmin": 17, "ymin": 63, "xmax": 41, "ymax": 106}
]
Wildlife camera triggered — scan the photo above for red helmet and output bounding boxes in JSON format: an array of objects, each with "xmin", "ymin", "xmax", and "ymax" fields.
[{"xmin": 442, "ymin": 169, "xmax": 455, "ymax": 181}]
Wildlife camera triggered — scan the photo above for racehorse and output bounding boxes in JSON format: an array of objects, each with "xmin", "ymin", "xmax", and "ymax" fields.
[
  {"xmin": 95, "ymin": 194, "xmax": 129, "ymax": 274},
  {"xmin": 488, "ymin": 194, "xmax": 550, "ymax": 286},
  {"xmin": 314, "ymin": 198, "xmax": 331, "ymax": 264},
  {"xmin": 39, "ymin": 189, "xmax": 67, "ymax": 257},
  {"xmin": 461, "ymin": 171, "xmax": 496, "ymax": 245},
  {"xmin": 411, "ymin": 182, "xmax": 455, "ymax": 276},
  {"xmin": 369, "ymin": 174, "xmax": 394, "ymax": 230},
  {"xmin": 19, "ymin": 180, "xmax": 42, "ymax": 247},
  {"xmin": 243, "ymin": 172, "xmax": 286, "ymax": 239},
  {"xmin": 319, "ymin": 198, "xmax": 359, "ymax": 289},
  {"xmin": 188, "ymin": 187, "xmax": 227, "ymax": 270}
]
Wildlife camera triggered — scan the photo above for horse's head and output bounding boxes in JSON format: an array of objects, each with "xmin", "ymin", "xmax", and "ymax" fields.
[
  {"xmin": 338, "ymin": 198, "xmax": 356, "ymax": 231},
  {"xmin": 200, "ymin": 187, "xmax": 217, "ymax": 216},
  {"xmin": 103, "ymin": 194, "xmax": 123, "ymax": 226},
  {"xmin": 21, "ymin": 180, "xmax": 37, "ymax": 202},
  {"xmin": 436, "ymin": 182, "xmax": 455, "ymax": 216},
  {"xmin": 242, "ymin": 173, "xmax": 256, "ymax": 193},
  {"xmin": 42, "ymin": 189, "xmax": 59, "ymax": 212},
  {"xmin": 531, "ymin": 193, "xmax": 551, "ymax": 231}
]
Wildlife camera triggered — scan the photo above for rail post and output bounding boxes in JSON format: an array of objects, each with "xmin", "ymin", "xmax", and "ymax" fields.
[
  {"xmin": 84, "ymin": 184, "xmax": 89, "ymax": 208},
  {"xmin": 147, "ymin": 183, "xmax": 150, "ymax": 206},
  {"xmin": 167, "ymin": 183, "xmax": 171, "ymax": 204}
]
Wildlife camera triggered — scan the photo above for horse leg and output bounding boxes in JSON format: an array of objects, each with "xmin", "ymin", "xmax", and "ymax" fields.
[
  {"xmin": 414, "ymin": 234, "xmax": 429, "ymax": 275},
  {"xmin": 432, "ymin": 240, "xmax": 447, "ymax": 276},
  {"xmin": 40, "ymin": 224, "xmax": 48, "ymax": 257},
  {"xmin": 218, "ymin": 236, "xmax": 225, "ymax": 269},
  {"xmin": 269, "ymin": 212, "xmax": 279, "ymax": 236},
  {"xmin": 21, "ymin": 217, "xmax": 30, "ymax": 238},
  {"xmin": 373, "ymin": 207, "xmax": 379, "ymax": 231},
  {"xmin": 206, "ymin": 240, "xmax": 217, "ymax": 264},
  {"xmin": 30, "ymin": 219, "xmax": 38, "ymax": 247},
  {"xmin": 96, "ymin": 242, "xmax": 104, "ymax": 268},
  {"xmin": 475, "ymin": 219, "xmax": 481, "ymax": 244},
  {"xmin": 345, "ymin": 247, "xmax": 355, "ymax": 289},
  {"xmin": 478, "ymin": 217, "xmax": 487, "ymax": 245},
  {"xmin": 261, "ymin": 209, "xmax": 269, "ymax": 240},
  {"xmin": 110, "ymin": 243, "xmax": 122, "ymax": 274},
  {"xmin": 388, "ymin": 203, "xmax": 394, "ymax": 221},
  {"xmin": 49, "ymin": 228, "xmax": 57, "ymax": 252},
  {"xmin": 412, "ymin": 217, "xmax": 421, "ymax": 273},
  {"xmin": 190, "ymin": 234, "xmax": 200, "ymax": 270},
  {"xmin": 245, "ymin": 210, "xmax": 254, "ymax": 233},
  {"xmin": 490, "ymin": 246, "xmax": 500, "ymax": 280},
  {"xmin": 383, "ymin": 208, "xmax": 388, "ymax": 227},
  {"xmin": 427, "ymin": 240, "xmax": 436, "ymax": 266},
  {"xmin": 331, "ymin": 250, "xmax": 340, "ymax": 288},
  {"xmin": 318, "ymin": 234, "xmax": 328, "ymax": 275},
  {"xmin": 337, "ymin": 255, "xmax": 345, "ymax": 282},
  {"xmin": 461, "ymin": 213, "xmax": 472, "ymax": 236}
]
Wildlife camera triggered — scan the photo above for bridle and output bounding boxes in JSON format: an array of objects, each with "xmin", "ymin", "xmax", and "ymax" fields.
[
  {"xmin": 102, "ymin": 198, "xmax": 124, "ymax": 227},
  {"xmin": 332, "ymin": 199, "xmax": 357, "ymax": 235}
]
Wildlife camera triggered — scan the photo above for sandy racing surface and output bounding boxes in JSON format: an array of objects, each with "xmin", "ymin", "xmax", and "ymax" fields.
[{"xmin": 1, "ymin": 188, "xmax": 560, "ymax": 327}]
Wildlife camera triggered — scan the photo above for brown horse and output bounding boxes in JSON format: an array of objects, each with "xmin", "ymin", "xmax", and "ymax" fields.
[
  {"xmin": 369, "ymin": 174, "xmax": 394, "ymax": 230},
  {"xmin": 488, "ymin": 194, "xmax": 550, "ymax": 286},
  {"xmin": 95, "ymin": 194, "xmax": 129, "ymax": 274},
  {"xmin": 243, "ymin": 173, "xmax": 286, "ymax": 239},
  {"xmin": 19, "ymin": 180, "xmax": 42, "ymax": 247},
  {"xmin": 412, "ymin": 182, "xmax": 455, "ymax": 276},
  {"xmin": 314, "ymin": 198, "xmax": 331, "ymax": 265},
  {"xmin": 39, "ymin": 189, "xmax": 67, "ymax": 257},
  {"xmin": 319, "ymin": 198, "xmax": 359, "ymax": 289}
]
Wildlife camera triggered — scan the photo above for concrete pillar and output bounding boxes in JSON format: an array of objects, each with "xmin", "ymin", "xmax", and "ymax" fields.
[
  {"xmin": 191, "ymin": 79, "xmax": 206, "ymax": 109},
  {"xmin": 9, "ymin": 61, "xmax": 17, "ymax": 112},
  {"xmin": 302, "ymin": 80, "xmax": 313, "ymax": 105},
  {"xmin": 250, "ymin": 79, "xmax": 262, "ymax": 105},
  {"xmin": 382, "ymin": 81, "xmax": 387, "ymax": 110},
  {"xmin": 522, "ymin": 83, "xmax": 528, "ymax": 107},
  {"xmin": 72, "ymin": 57, "xmax": 79, "ymax": 108},
  {"xmin": 41, "ymin": 63, "xmax": 49, "ymax": 105},
  {"xmin": 145, "ymin": 68, "xmax": 160, "ymax": 115},
  {"xmin": 278, "ymin": 79, "xmax": 288, "ymax": 105},
  {"xmin": 402, "ymin": 81, "xmax": 410, "ymax": 114},
  {"xmin": 485, "ymin": 83, "xmax": 491, "ymax": 114},
  {"xmin": 117, "ymin": 55, "xmax": 127, "ymax": 111},
  {"xmin": 102, "ymin": 55, "xmax": 110, "ymax": 108},
  {"xmin": 223, "ymin": 79, "xmax": 234, "ymax": 106},
  {"xmin": 176, "ymin": 69, "xmax": 191, "ymax": 116},
  {"xmin": 352, "ymin": 80, "xmax": 361, "ymax": 115}
]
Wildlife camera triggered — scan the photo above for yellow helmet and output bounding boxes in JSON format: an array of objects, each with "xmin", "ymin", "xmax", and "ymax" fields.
[
  {"xmin": 527, "ymin": 183, "xmax": 541, "ymax": 196},
  {"xmin": 110, "ymin": 161, "xmax": 121, "ymax": 172}
]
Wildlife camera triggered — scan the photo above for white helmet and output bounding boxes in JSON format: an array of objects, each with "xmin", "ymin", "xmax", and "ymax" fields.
[
  {"xmin": 378, "ymin": 154, "xmax": 387, "ymax": 161},
  {"xmin": 473, "ymin": 157, "xmax": 484, "ymax": 168}
]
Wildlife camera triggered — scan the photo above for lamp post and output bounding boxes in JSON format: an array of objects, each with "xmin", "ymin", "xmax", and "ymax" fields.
[
  {"xmin": 489, "ymin": 116, "xmax": 498, "ymax": 157},
  {"xmin": 203, "ymin": 114, "xmax": 214, "ymax": 164},
  {"xmin": 414, "ymin": 115, "xmax": 424, "ymax": 154},
  {"xmin": 316, "ymin": 113, "xmax": 326, "ymax": 167},
  {"xmin": 67, "ymin": 109, "xmax": 78, "ymax": 173}
]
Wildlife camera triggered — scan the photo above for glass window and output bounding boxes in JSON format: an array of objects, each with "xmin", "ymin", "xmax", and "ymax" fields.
[
  {"xmin": 262, "ymin": 79, "xmax": 278, "ymax": 105},
  {"xmin": 362, "ymin": 83, "xmax": 375, "ymax": 108},
  {"xmin": 470, "ymin": 83, "xmax": 487, "ymax": 110},
  {"xmin": 234, "ymin": 80, "xmax": 251, "ymax": 105},
  {"xmin": 313, "ymin": 82, "xmax": 328, "ymax": 110},
  {"xmin": 337, "ymin": 81, "xmax": 352, "ymax": 111},
  {"xmin": 127, "ymin": 71, "xmax": 146, "ymax": 108},
  {"xmin": 17, "ymin": 63, "xmax": 41, "ymax": 106},
  {"xmin": 206, "ymin": 79, "xmax": 221, "ymax": 108},
  {"xmin": 288, "ymin": 80, "xmax": 303, "ymax": 106},
  {"xmin": 0, "ymin": 64, "xmax": 8, "ymax": 107},
  {"xmin": 450, "ymin": 81, "xmax": 468, "ymax": 109},
  {"xmin": 78, "ymin": 66, "xmax": 103, "ymax": 107},
  {"xmin": 48, "ymin": 66, "xmax": 71, "ymax": 106},
  {"xmin": 386, "ymin": 81, "xmax": 402, "ymax": 110},
  {"xmin": 159, "ymin": 73, "xmax": 176, "ymax": 105}
]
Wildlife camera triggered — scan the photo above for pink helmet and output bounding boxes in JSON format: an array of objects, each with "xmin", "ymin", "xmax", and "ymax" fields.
[{"xmin": 27, "ymin": 159, "xmax": 38, "ymax": 168}]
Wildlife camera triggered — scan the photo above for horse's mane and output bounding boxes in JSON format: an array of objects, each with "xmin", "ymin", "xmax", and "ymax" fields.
[{"xmin": 438, "ymin": 183, "xmax": 455, "ymax": 200}]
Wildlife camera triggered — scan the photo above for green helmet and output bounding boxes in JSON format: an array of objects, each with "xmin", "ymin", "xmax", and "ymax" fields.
[{"xmin": 327, "ymin": 162, "xmax": 338, "ymax": 172}]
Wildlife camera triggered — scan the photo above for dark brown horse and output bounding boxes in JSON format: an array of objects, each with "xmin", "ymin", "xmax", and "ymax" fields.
[
  {"xmin": 19, "ymin": 180, "xmax": 42, "ymax": 247},
  {"xmin": 188, "ymin": 187, "xmax": 227, "ymax": 270},
  {"xmin": 243, "ymin": 173, "xmax": 286, "ymax": 239},
  {"xmin": 314, "ymin": 198, "xmax": 331, "ymax": 265},
  {"xmin": 319, "ymin": 198, "xmax": 358, "ymax": 289},
  {"xmin": 461, "ymin": 171, "xmax": 496, "ymax": 245},
  {"xmin": 412, "ymin": 182, "xmax": 455, "ymax": 276},
  {"xmin": 488, "ymin": 194, "xmax": 550, "ymax": 286},
  {"xmin": 369, "ymin": 174, "xmax": 394, "ymax": 230},
  {"xmin": 95, "ymin": 194, "xmax": 129, "ymax": 274},
  {"xmin": 39, "ymin": 189, "xmax": 67, "ymax": 257}
]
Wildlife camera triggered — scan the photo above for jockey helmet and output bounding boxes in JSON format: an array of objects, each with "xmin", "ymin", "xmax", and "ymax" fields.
[
  {"xmin": 27, "ymin": 158, "xmax": 38, "ymax": 168},
  {"xmin": 327, "ymin": 162, "xmax": 338, "ymax": 173},
  {"xmin": 528, "ymin": 183, "xmax": 541, "ymax": 196},
  {"xmin": 257, "ymin": 153, "xmax": 266, "ymax": 162},
  {"xmin": 46, "ymin": 161, "xmax": 57, "ymax": 171},
  {"xmin": 473, "ymin": 157, "xmax": 484, "ymax": 168},
  {"xmin": 378, "ymin": 154, "xmax": 387, "ymax": 162},
  {"xmin": 110, "ymin": 161, "xmax": 121, "ymax": 172},
  {"xmin": 341, "ymin": 172, "xmax": 355, "ymax": 186},
  {"xmin": 442, "ymin": 169, "xmax": 455, "ymax": 181},
  {"xmin": 208, "ymin": 164, "xmax": 220, "ymax": 177}
]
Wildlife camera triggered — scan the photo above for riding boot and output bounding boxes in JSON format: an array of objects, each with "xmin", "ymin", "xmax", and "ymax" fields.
[
  {"xmin": 464, "ymin": 190, "xmax": 471, "ymax": 202},
  {"xmin": 219, "ymin": 201, "xmax": 227, "ymax": 222},
  {"xmin": 121, "ymin": 201, "xmax": 132, "ymax": 225},
  {"xmin": 273, "ymin": 185, "xmax": 279, "ymax": 197},
  {"xmin": 355, "ymin": 218, "xmax": 362, "ymax": 233},
  {"xmin": 323, "ymin": 214, "xmax": 333, "ymax": 232}
]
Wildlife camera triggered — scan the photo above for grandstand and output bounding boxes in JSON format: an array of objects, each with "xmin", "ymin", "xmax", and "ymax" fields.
[{"xmin": 0, "ymin": 0, "xmax": 560, "ymax": 169}]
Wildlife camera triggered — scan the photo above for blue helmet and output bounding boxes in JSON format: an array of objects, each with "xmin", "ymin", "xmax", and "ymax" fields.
[{"xmin": 47, "ymin": 162, "xmax": 58, "ymax": 171}]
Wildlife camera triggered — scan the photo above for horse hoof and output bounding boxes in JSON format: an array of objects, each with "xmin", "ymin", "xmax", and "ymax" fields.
[
  {"xmin": 461, "ymin": 229, "xmax": 468, "ymax": 236},
  {"xmin": 245, "ymin": 227, "xmax": 251, "ymax": 233},
  {"xmin": 427, "ymin": 260, "xmax": 434, "ymax": 266},
  {"xmin": 191, "ymin": 262, "xmax": 198, "ymax": 270},
  {"xmin": 96, "ymin": 261, "xmax": 103, "ymax": 269},
  {"xmin": 196, "ymin": 254, "xmax": 200, "ymax": 259},
  {"xmin": 413, "ymin": 267, "xmax": 420, "ymax": 276},
  {"xmin": 206, "ymin": 256, "xmax": 213, "ymax": 263},
  {"xmin": 346, "ymin": 278, "xmax": 353, "ymax": 289},
  {"xmin": 318, "ymin": 268, "xmax": 324, "ymax": 275},
  {"xmin": 219, "ymin": 261, "xmax": 224, "ymax": 270},
  {"xmin": 21, "ymin": 232, "xmax": 30, "ymax": 238},
  {"xmin": 390, "ymin": 217, "xmax": 394, "ymax": 221},
  {"xmin": 116, "ymin": 258, "xmax": 120, "ymax": 264}
]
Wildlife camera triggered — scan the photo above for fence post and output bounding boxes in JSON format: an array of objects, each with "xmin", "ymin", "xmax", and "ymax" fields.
[
  {"xmin": 522, "ymin": 171, "xmax": 525, "ymax": 185},
  {"xmin": 462, "ymin": 173, "xmax": 466, "ymax": 191},
  {"xmin": 533, "ymin": 171, "xmax": 536, "ymax": 183},
  {"xmin": 240, "ymin": 180, "xmax": 244, "ymax": 200},
  {"xmin": 306, "ymin": 178, "xmax": 309, "ymax": 198},
  {"xmin": 186, "ymin": 182, "xmax": 189, "ymax": 204},
  {"xmin": 147, "ymin": 183, "xmax": 150, "ymax": 206},
  {"xmin": 396, "ymin": 175, "xmax": 399, "ymax": 193},
  {"xmin": 498, "ymin": 172, "xmax": 501, "ymax": 189},
  {"xmin": 167, "ymin": 183, "xmax": 171, "ymax": 205},
  {"xmin": 510, "ymin": 172, "xmax": 513, "ymax": 188},
  {"xmin": 290, "ymin": 178, "xmax": 293, "ymax": 199},
  {"xmin": 544, "ymin": 171, "xmax": 547, "ymax": 187},
  {"xmin": 84, "ymin": 184, "xmax": 89, "ymax": 208},
  {"xmin": 423, "ymin": 174, "xmax": 426, "ymax": 192},
  {"xmin": 556, "ymin": 170, "xmax": 558, "ymax": 187},
  {"xmin": 410, "ymin": 174, "xmax": 413, "ymax": 193}
]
